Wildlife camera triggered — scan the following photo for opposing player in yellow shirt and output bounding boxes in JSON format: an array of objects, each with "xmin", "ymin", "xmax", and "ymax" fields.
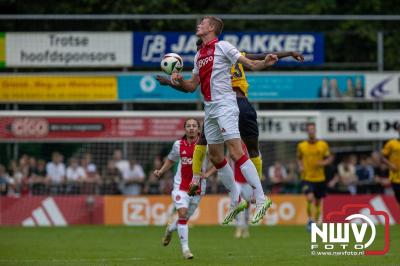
[
  {"xmin": 382, "ymin": 125, "xmax": 400, "ymax": 206},
  {"xmin": 297, "ymin": 122, "xmax": 333, "ymax": 231}
]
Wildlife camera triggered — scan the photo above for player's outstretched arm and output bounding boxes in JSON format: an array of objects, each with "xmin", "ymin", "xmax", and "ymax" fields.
[
  {"xmin": 237, "ymin": 54, "xmax": 278, "ymax": 71},
  {"xmin": 155, "ymin": 75, "xmax": 191, "ymax": 93},
  {"xmin": 246, "ymin": 52, "xmax": 304, "ymax": 62},
  {"xmin": 171, "ymin": 73, "xmax": 200, "ymax": 92}
]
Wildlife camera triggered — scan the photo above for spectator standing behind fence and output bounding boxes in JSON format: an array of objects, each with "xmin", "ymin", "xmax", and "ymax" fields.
[
  {"xmin": 268, "ymin": 161, "xmax": 287, "ymax": 193},
  {"xmin": 355, "ymin": 155, "xmax": 375, "ymax": 194},
  {"xmin": 284, "ymin": 160, "xmax": 300, "ymax": 193},
  {"xmin": 30, "ymin": 159, "xmax": 48, "ymax": 195},
  {"xmin": 0, "ymin": 164, "xmax": 10, "ymax": 195},
  {"xmin": 66, "ymin": 157, "xmax": 86, "ymax": 194},
  {"xmin": 46, "ymin": 152, "xmax": 66, "ymax": 193},
  {"xmin": 103, "ymin": 160, "xmax": 122, "ymax": 194},
  {"xmin": 112, "ymin": 149, "xmax": 131, "ymax": 179},
  {"xmin": 120, "ymin": 159, "xmax": 145, "ymax": 195},
  {"xmin": 330, "ymin": 155, "xmax": 357, "ymax": 194}
]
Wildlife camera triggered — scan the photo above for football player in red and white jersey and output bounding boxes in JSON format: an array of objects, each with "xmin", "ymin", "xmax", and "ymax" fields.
[
  {"xmin": 154, "ymin": 118, "xmax": 210, "ymax": 260},
  {"xmin": 171, "ymin": 16, "xmax": 277, "ymax": 224}
]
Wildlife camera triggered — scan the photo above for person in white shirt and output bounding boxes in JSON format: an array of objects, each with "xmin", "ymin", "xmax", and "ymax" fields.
[
  {"xmin": 121, "ymin": 159, "xmax": 145, "ymax": 195},
  {"xmin": 66, "ymin": 157, "xmax": 86, "ymax": 182},
  {"xmin": 112, "ymin": 149, "xmax": 131, "ymax": 179},
  {"xmin": 46, "ymin": 152, "xmax": 66, "ymax": 184}
]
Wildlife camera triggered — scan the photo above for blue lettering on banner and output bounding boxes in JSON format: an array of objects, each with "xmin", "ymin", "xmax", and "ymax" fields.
[{"xmin": 133, "ymin": 32, "xmax": 324, "ymax": 66}]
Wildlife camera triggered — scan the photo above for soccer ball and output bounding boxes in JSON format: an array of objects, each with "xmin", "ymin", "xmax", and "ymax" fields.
[{"xmin": 160, "ymin": 53, "xmax": 183, "ymax": 75}]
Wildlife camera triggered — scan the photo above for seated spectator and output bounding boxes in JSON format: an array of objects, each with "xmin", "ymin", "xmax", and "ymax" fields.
[
  {"xmin": 119, "ymin": 159, "xmax": 145, "ymax": 195},
  {"xmin": 356, "ymin": 155, "xmax": 375, "ymax": 194},
  {"xmin": 46, "ymin": 152, "xmax": 66, "ymax": 194},
  {"xmin": 7, "ymin": 159, "xmax": 23, "ymax": 196},
  {"xmin": 268, "ymin": 161, "xmax": 287, "ymax": 193},
  {"xmin": 329, "ymin": 155, "xmax": 357, "ymax": 194},
  {"xmin": 30, "ymin": 159, "xmax": 49, "ymax": 195},
  {"xmin": 0, "ymin": 164, "xmax": 10, "ymax": 195}
]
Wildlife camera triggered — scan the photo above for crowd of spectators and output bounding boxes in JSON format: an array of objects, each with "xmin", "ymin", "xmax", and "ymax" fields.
[{"xmin": 0, "ymin": 149, "xmax": 393, "ymax": 197}]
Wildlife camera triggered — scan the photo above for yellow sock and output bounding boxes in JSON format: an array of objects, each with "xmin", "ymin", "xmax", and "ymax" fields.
[
  {"xmin": 307, "ymin": 202, "xmax": 312, "ymax": 219},
  {"xmin": 315, "ymin": 203, "xmax": 321, "ymax": 222},
  {"xmin": 250, "ymin": 156, "xmax": 262, "ymax": 179},
  {"xmin": 192, "ymin": 144, "xmax": 207, "ymax": 176}
]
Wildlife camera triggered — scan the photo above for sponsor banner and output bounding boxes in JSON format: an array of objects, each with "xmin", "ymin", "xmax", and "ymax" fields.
[
  {"xmin": 323, "ymin": 195, "xmax": 400, "ymax": 225},
  {"xmin": 118, "ymin": 74, "xmax": 200, "ymax": 102},
  {"xmin": 0, "ymin": 196, "xmax": 104, "ymax": 226},
  {"xmin": 133, "ymin": 32, "xmax": 324, "ymax": 66},
  {"xmin": 257, "ymin": 111, "xmax": 318, "ymax": 141},
  {"xmin": 247, "ymin": 73, "xmax": 365, "ymax": 100},
  {"xmin": 6, "ymin": 32, "xmax": 132, "ymax": 67},
  {"xmin": 104, "ymin": 195, "xmax": 307, "ymax": 225},
  {"xmin": 365, "ymin": 73, "xmax": 400, "ymax": 100},
  {"xmin": 116, "ymin": 73, "xmax": 365, "ymax": 101},
  {"xmin": 0, "ymin": 117, "xmax": 189, "ymax": 141},
  {"xmin": 0, "ymin": 76, "xmax": 117, "ymax": 102},
  {"xmin": 0, "ymin": 32, "xmax": 5, "ymax": 68},
  {"xmin": 320, "ymin": 111, "xmax": 400, "ymax": 140},
  {"xmin": 0, "ymin": 111, "xmax": 398, "ymax": 141}
]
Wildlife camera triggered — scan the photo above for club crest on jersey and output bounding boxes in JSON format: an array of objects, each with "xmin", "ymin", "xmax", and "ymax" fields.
[
  {"xmin": 175, "ymin": 195, "xmax": 181, "ymax": 201},
  {"xmin": 220, "ymin": 128, "xmax": 226, "ymax": 133}
]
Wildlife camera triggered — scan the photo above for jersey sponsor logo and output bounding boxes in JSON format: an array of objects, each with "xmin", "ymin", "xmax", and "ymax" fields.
[
  {"xmin": 181, "ymin": 157, "xmax": 193, "ymax": 165},
  {"xmin": 197, "ymin": 55, "xmax": 213, "ymax": 69}
]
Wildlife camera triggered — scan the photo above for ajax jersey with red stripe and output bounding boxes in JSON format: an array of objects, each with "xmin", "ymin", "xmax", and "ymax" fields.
[
  {"xmin": 193, "ymin": 38, "xmax": 241, "ymax": 102},
  {"xmin": 167, "ymin": 137, "xmax": 207, "ymax": 193}
]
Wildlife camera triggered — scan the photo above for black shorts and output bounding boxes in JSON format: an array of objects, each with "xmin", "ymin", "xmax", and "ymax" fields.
[
  {"xmin": 392, "ymin": 183, "xmax": 400, "ymax": 204},
  {"xmin": 237, "ymin": 97, "xmax": 259, "ymax": 138},
  {"xmin": 302, "ymin": 181, "xmax": 327, "ymax": 199}
]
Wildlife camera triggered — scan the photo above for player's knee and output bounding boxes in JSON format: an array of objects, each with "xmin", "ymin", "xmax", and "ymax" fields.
[
  {"xmin": 177, "ymin": 208, "xmax": 188, "ymax": 218},
  {"xmin": 209, "ymin": 153, "xmax": 224, "ymax": 166}
]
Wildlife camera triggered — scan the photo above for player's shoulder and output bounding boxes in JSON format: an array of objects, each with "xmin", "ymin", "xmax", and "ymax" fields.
[
  {"xmin": 172, "ymin": 139, "xmax": 181, "ymax": 148},
  {"xmin": 216, "ymin": 40, "xmax": 235, "ymax": 49},
  {"xmin": 318, "ymin": 139, "xmax": 329, "ymax": 146},
  {"xmin": 298, "ymin": 140, "xmax": 307, "ymax": 147}
]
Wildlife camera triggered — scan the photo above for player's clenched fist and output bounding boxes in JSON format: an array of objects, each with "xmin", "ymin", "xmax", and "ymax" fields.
[
  {"xmin": 153, "ymin": 169, "xmax": 162, "ymax": 178},
  {"xmin": 171, "ymin": 73, "xmax": 183, "ymax": 85},
  {"xmin": 264, "ymin": 54, "xmax": 279, "ymax": 66}
]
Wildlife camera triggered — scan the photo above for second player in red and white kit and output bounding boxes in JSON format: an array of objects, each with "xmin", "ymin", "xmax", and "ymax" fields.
[
  {"xmin": 154, "ymin": 118, "xmax": 209, "ymax": 260},
  {"xmin": 172, "ymin": 16, "xmax": 277, "ymax": 224}
]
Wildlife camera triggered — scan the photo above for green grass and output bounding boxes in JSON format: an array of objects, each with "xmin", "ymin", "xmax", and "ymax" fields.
[{"xmin": 0, "ymin": 225, "xmax": 399, "ymax": 266}]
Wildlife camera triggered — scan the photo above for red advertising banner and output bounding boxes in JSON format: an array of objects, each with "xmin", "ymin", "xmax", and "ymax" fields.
[
  {"xmin": 323, "ymin": 195, "xmax": 400, "ymax": 224},
  {"xmin": 0, "ymin": 196, "xmax": 104, "ymax": 226},
  {"xmin": 0, "ymin": 117, "xmax": 190, "ymax": 141}
]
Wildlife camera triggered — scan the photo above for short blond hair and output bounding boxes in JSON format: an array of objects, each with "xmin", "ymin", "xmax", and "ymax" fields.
[{"xmin": 202, "ymin": 16, "xmax": 224, "ymax": 36}]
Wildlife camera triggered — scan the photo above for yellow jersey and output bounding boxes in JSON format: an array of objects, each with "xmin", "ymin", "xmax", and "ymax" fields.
[
  {"xmin": 230, "ymin": 52, "xmax": 249, "ymax": 97},
  {"xmin": 382, "ymin": 139, "xmax": 400, "ymax": 184},
  {"xmin": 297, "ymin": 140, "xmax": 330, "ymax": 182}
]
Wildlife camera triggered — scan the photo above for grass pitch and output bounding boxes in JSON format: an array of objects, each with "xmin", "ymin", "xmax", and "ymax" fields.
[{"xmin": 0, "ymin": 225, "xmax": 399, "ymax": 266}]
